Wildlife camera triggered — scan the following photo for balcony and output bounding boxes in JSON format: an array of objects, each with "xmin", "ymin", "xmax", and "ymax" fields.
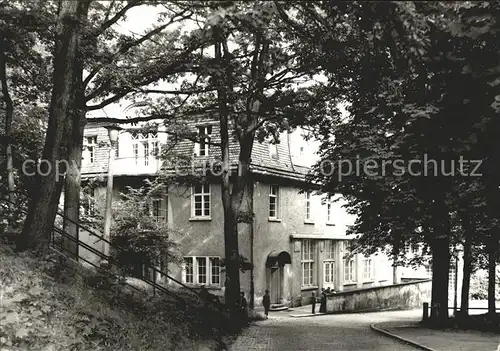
[{"xmin": 112, "ymin": 156, "xmax": 162, "ymax": 176}]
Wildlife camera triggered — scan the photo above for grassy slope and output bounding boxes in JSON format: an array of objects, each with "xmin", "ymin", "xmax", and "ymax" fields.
[{"xmin": 0, "ymin": 244, "xmax": 228, "ymax": 350}]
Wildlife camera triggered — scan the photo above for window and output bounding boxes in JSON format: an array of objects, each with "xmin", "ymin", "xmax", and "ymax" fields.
[
  {"xmin": 344, "ymin": 259, "xmax": 355, "ymax": 283},
  {"xmin": 192, "ymin": 184, "xmax": 210, "ymax": 217},
  {"xmin": 152, "ymin": 199, "xmax": 162, "ymax": 221},
  {"xmin": 269, "ymin": 143, "xmax": 278, "ymax": 159},
  {"xmin": 301, "ymin": 240, "xmax": 315, "ymax": 286},
  {"xmin": 325, "ymin": 240, "xmax": 335, "ymax": 260},
  {"xmin": 85, "ymin": 136, "xmax": 97, "ymax": 163},
  {"xmin": 363, "ymin": 258, "xmax": 373, "ymax": 281},
  {"xmin": 210, "ymin": 257, "xmax": 220, "ymax": 285},
  {"xmin": 326, "ymin": 196, "xmax": 332, "ymax": 223},
  {"xmin": 132, "ymin": 143, "xmax": 139, "ymax": 165},
  {"xmin": 197, "ymin": 257, "xmax": 207, "ymax": 284},
  {"xmin": 448, "ymin": 259, "xmax": 456, "ymax": 291},
  {"xmin": 183, "ymin": 256, "xmax": 221, "ymax": 286},
  {"xmin": 324, "ymin": 261, "xmax": 335, "ymax": 284},
  {"xmin": 344, "ymin": 241, "xmax": 356, "ymax": 283},
  {"xmin": 184, "ymin": 257, "xmax": 194, "ymax": 284},
  {"xmin": 305, "ymin": 191, "xmax": 312, "ymax": 220},
  {"xmin": 324, "ymin": 240, "xmax": 335, "ymax": 285},
  {"xmin": 269, "ymin": 185, "xmax": 279, "ymax": 218},
  {"xmin": 130, "ymin": 129, "xmax": 159, "ymax": 166},
  {"xmin": 152, "ymin": 141, "xmax": 159, "ymax": 157},
  {"xmin": 411, "ymin": 243, "xmax": 419, "ymax": 254},
  {"xmin": 195, "ymin": 125, "xmax": 212, "ymax": 156},
  {"xmin": 143, "ymin": 142, "xmax": 150, "ymax": 166},
  {"xmin": 115, "ymin": 135, "xmax": 119, "ymax": 158}
]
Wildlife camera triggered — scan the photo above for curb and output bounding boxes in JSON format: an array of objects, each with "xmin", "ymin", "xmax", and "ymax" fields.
[
  {"xmin": 290, "ymin": 312, "xmax": 327, "ymax": 318},
  {"xmin": 370, "ymin": 323, "xmax": 438, "ymax": 351}
]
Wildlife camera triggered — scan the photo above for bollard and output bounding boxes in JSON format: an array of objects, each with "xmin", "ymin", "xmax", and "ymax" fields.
[{"xmin": 423, "ymin": 302, "xmax": 429, "ymax": 321}]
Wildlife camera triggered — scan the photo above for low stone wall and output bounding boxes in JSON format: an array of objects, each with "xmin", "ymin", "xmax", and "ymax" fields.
[{"xmin": 326, "ymin": 280, "xmax": 431, "ymax": 313}]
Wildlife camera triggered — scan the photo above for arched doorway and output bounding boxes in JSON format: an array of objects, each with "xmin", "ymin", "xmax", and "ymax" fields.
[{"xmin": 266, "ymin": 251, "xmax": 292, "ymax": 304}]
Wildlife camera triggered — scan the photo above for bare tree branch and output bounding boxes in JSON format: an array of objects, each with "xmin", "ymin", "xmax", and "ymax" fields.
[
  {"xmin": 83, "ymin": 7, "xmax": 193, "ymax": 89},
  {"xmin": 92, "ymin": 0, "xmax": 146, "ymax": 37}
]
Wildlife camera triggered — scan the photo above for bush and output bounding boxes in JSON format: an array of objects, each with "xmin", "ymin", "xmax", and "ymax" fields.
[{"xmin": 470, "ymin": 270, "xmax": 500, "ymax": 300}]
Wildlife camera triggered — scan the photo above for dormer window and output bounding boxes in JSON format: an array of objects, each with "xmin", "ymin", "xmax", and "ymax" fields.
[
  {"xmin": 269, "ymin": 143, "xmax": 278, "ymax": 160},
  {"xmin": 195, "ymin": 125, "xmax": 212, "ymax": 156}
]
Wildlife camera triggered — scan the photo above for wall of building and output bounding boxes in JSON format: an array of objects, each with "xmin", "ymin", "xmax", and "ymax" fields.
[{"xmin": 326, "ymin": 280, "xmax": 432, "ymax": 313}]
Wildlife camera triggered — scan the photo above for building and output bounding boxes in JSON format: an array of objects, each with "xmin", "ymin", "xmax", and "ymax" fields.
[{"xmin": 79, "ymin": 119, "xmax": 415, "ymax": 307}]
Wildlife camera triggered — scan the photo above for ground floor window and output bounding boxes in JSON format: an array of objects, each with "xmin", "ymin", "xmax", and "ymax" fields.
[
  {"xmin": 324, "ymin": 261, "xmax": 335, "ymax": 284},
  {"xmin": 183, "ymin": 256, "xmax": 221, "ymax": 286},
  {"xmin": 301, "ymin": 240, "xmax": 316, "ymax": 287},
  {"xmin": 344, "ymin": 259, "xmax": 356, "ymax": 283},
  {"xmin": 362, "ymin": 258, "xmax": 373, "ymax": 281}
]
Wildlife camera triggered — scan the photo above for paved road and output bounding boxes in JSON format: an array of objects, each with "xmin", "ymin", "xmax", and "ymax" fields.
[{"xmin": 230, "ymin": 310, "xmax": 421, "ymax": 351}]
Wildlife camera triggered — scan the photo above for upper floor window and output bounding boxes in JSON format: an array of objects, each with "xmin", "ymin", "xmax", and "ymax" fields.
[
  {"xmin": 84, "ymin": 136, "xmax": 97, "ymax": 164},
  {"xmin": 115, "ymin": 135, "xmax": 119, "ymax": 158},
  {"xmin": 143, "ymin": 142, "xmax": 150, "ymax": 166},
  {"xmin": 195, "ymin": 125, "xmax": 212, "ymax": 156},
  {"xmin": 183, "ymin": 256, "xmax": 221, "ymax": 286},
  {"xmin": 130, "ymin": 129, "xmax": 159, "ymax": 166},
  {"xmin": 269, "ymin": 185, "xmax": 279, "ymax": 219},
  {"xmin": 192, "ymin": 184, "xmax": 210, "ymax": 218},
  {"xmin": 326, "ymin": 196, "xmax": 333, "ymax": 223},
  {"xmin": 269, "ymin": 143, "xmax": 278, "ymax": 159},
  {"xmin": 305, "ymin": 191, "xmax": 312, "ymax": 221}
]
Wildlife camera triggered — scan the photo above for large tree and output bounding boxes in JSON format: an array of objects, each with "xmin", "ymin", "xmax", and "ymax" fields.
[
  {"xmin": 98, "ymin": 1, "xmax": 330, "ymax": 318},
  {"xmin": 19, "ymin": 1, "xmax": 210, "ymax": 252},
  {"xmin": 295, "ymin": 1, "xmax": 500, "ymax": 325}
]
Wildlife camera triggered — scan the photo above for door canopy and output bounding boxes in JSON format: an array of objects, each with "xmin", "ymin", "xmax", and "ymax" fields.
[{"xmin": 266, "ymin": 251, "xmax": 292, "ymax": 267}]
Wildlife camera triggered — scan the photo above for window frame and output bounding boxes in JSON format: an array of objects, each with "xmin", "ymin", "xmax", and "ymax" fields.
[
  {"xmin": 191, "ymin": 184, "xmax": 211, "ymax": 218},
  {"xmin": 269, "ymin": 142, "xmax": 278, "ymax": 159},
  {"xmin": 143, "ymin": 141, "xmax": 150, "ymax": 166},
  {"xmin": 84, "ymin": 135, "xmax": 98, "ymax": 164},
  {"xmin": 343, "ymin": 241, "xmax": 356, "ymax": 283},
  {"xmin": 323, "ymin": 240, "xmax": 335, "ymax": 285},
  {"xmin": 343, "ymin": 258, "xmax": 356, "ymax": 283},
  {"xmin": 326, "ymin": 196, "xmax": 333, "ymax": 224},
  {"xmin": 194, "ymin": 125, "xmax": 212, "ymax": 156},
  {"xmin": 305, "ymin": 191, "xmax": 312, "ymax": 221},
  {"xmin": 362, "ymin": 258, "xmax": 373, "ymax": 281},
  {"xmin": 301, "ymin": 240, "xmax": 315, "ymax": 287},
  {"xmin": 269, "ymin": 185, "xmax": 279, "ymax": 219},
  {"xmin": 182, "ymin": 256, "xmax": 221, "ymax": 286}
]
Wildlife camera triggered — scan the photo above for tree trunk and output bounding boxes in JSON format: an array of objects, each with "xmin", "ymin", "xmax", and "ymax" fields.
[
  {"xmin": 459, "ymin": 212, "xmax": 473, "ymax": 316},
  {"xmin": 62, "ymin": 51, "xmax": 86, "ymax": 259},
  {"xmin": 0, "ymin": 38, "xmax": 15, "ymax": 218},
  {"xmin": 214, "ymin": 35, "xmax": 241, "ymax": 319},
  {"xmin": 62, "ymin": 120, "xmax": 84, "ymax": 259},
  {"xmin": 18, "ymin": 0, "xmax": 90, "ymax": 251},
  {"xmin": 487, "ymin": 238, "xmax": 497, "ymax": 316},
  {"xmin": 429, "ymin": 236, "xmax": 450, "ymax": 325},
  {"xmin": 247, "ymin": 173, "xmax": 255, "ymax": 309}
]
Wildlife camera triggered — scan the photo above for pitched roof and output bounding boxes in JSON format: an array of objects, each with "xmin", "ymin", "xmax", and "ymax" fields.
[{"xmin": 85, "ymin": 119, "xmax": 308, "ymax": 181}]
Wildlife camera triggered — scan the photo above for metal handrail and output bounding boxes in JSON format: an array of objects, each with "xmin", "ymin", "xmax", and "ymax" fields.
[{"xmin": 0, "ymin": 196, "xmax": 225, "ymax": 311}]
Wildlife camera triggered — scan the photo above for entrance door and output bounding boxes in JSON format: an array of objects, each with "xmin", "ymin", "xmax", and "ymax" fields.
[
  {"xmin": 270, "ymin": 266, "xmax": 282, "ymax": 304},
  {"xmin": 323, "ymin": 261, "xmax": 335, "ymax": 289}
]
